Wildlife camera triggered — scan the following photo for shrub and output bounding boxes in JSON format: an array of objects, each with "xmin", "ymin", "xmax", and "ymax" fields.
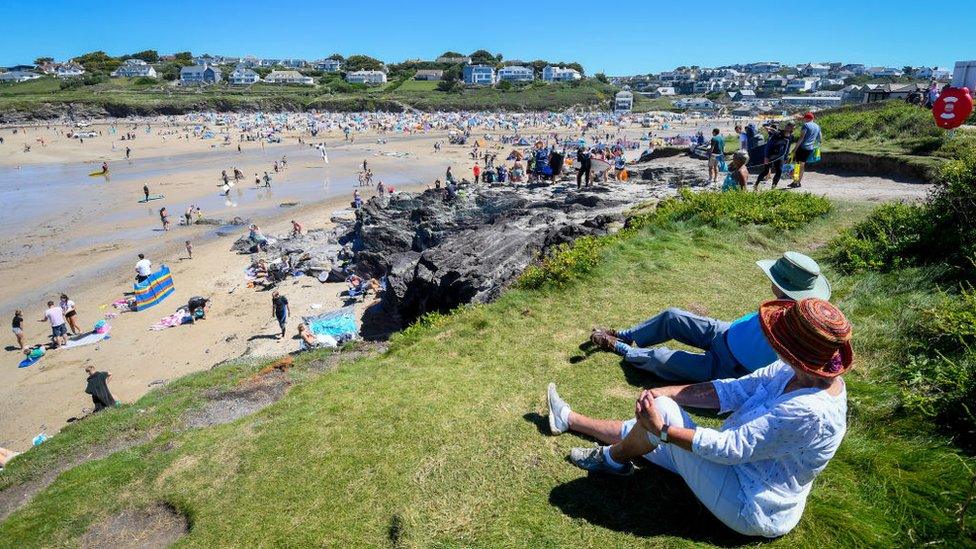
[
  {"xmin": 517, "ymin": 236, "xmax": 605, "ymax": 290},
  {"xmin": 650, "ymin": 189, "xmax": 832, "ymax": 230},
  {"xmin": 825, "ymin": 150, "xmax": 976, "ymax": 280},
  {"xmin": 823, "ymin": 202, "xmax": 930, "ymax": 274}
]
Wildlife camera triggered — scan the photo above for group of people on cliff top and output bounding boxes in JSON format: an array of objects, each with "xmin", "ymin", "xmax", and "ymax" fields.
[
  {"xmin": 710, "ymin": 112, "xmax": 823, "ymax": 192},
  {"xmin": 546, "ymin": 249, "xmax": 853, "ymax": 538}
]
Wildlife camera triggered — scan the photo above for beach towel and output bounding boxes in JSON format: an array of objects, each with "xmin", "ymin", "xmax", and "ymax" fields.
[
  {"xmin": 150, "ymin": 309, "xmax": 190, "ymax": 330},
  {"xmin": 64, "ymin": 331, "xmax": 110, "ymax": 348},
  {"xmin": 303, "ymin": 306, "xmax": 358, "ymax": 341},
  {"xmin": 133, "ymin": 266, "xmax": 175, "ymax": 311}
]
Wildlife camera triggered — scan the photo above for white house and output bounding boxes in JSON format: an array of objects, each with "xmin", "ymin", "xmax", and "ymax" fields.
[
  {"xmin": 54, "ymin": 62, "xmax": 85, "ymax": 78},
  {"xmin": 542, "ymin": 65, "xmax": 582, "ymax": 82},
  {"xmin": 801, "ymin": 63, "xmax": 830, "ymax": 77},
  {"xmin": 786, "ymin": 77, "xmax": 820, "ymax": 92},
  {"xmin": 673, "ymin": 97, "xmax": 716, "ymax": 110},
  {"xmin": 315, "ymin": 59, "xmax": 342, "ymax": 72},
  {"xmin": 868, "ymin": 66, "xmax": 903, "ymax": 78},
  {"xmin": 0, "ymin": 71, "xmax": 41, "ymax": 83},
  {"xmin": 780, "ymin": 96, "xmax": 842, "ymax": 108},
  {"xmin": 264, "ymin": 70, "xmax": 314, "ymax": 85},
  {"xmin": 653, "ymin": 86, "xmax": 676, "ymax": 97},
  {"xmin": 614, "ymin": 89, "xmax": 633, "ymax": 113},
  {"xmin": 497, "ymin": 65, "xmax": 534, "ymax": 82},
  {"xmin": 436, "ymin": 55, "xmax": 471, "ymax": 64},
  {"xmin": 180, "ymin": 64, "xmax": 222, "ymax": 85},
  {"xmin": 229, "ymin": 65, "xmax": 261, "ymax": 85},
  {"xmin": 111, "ymin": 59, "xmax": 157, "ymax": 78},
  {"xmin": 346, "ymin": 70, "xmax": 387, "ymax": 85},
  {"xmin": 916, "ymin": 66, "xmax": 951, "ymax": 80},
  {"xmin": 462, "ymin": 65, "xmax": 496, "ymax": 86}
]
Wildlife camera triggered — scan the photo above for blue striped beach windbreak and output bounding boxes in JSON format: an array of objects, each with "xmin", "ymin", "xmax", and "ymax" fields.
[{"xmin": 133, "ymin": 265, "xmax": 175, "ymax": 311}]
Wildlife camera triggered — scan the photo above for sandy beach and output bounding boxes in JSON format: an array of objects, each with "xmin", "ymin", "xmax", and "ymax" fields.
[{"xmin": 0, "ymin": 113, "xmax": 929, "ymax": 450}]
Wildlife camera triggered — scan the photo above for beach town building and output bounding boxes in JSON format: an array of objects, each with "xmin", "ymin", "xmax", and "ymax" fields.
[
  {"xmin": 264, "ymin": 70, "xmax": 314, "ymax": 85},
  {"xmin": 744, "ymin": 61, "xmax": 782, "ymax": 73},
  {"xmin": 863, "ymin": 83, "xmax": 925, "ymax": 103},
  {"xmin": 614, "ymin": 89, "xmax": 634, "ymax": 113},
  {"xmin": 346, "ymin": 70, "xmax": 387, "ymax": 85},
  {"xmin": 915, "ymin": 66, "xmax": 952, "ymax": 80},
  {"xmin": 279, "ymin": 59, "xmax": 307, "ymax": 68},
  {"xmin": 780, "ymin": 95, "xmax": 843, "ymax": 109},
  {"xmin": 315, "ymin": 59, "xmax": 342, "ymax": 72},
  {"xmin": 786, "ymin": 77, "xmax": 820, "ymax": 93},
  {"xmin": 111, "ymin": 59, "xmax": 157, "ymax": 78},
  {"xmin": 436, "ymin": 55, "xmax": 471, "ymax": 64},
  {"xmin": 497, "ymin": 65, "xmax": 534, "ymax": 82},
  {"xmin": 42, "ymin": 62, "xmax": 85, "ymax": 78},
  {"xmin": 180, "ymin": 64, "xmax": 222, "ymax": 85},
  {"xmin": 0, "ymin": 70, "xmax": 41, "ymax": 83},
  {"xmin": 543, "ymin": 65, "xmax": 582, "ymax": 82},
  {"xmin": 867, "ymin": 66, "xmax": 904, "ymax": 78},
  {"xmin": 259, "ymin": 59, "xmax": 281, "ymax": 67},
  {"xmin": 673, "ymin": 97, "xmax": 716, "ymax": 110},
  {"xmin": 462, "ymin": 65, "xmax": 496, "ymax": 86},
  {"xmin": 193, "ymin": 54, "xmax": 221, "ymax": 66},
  {"xmin": 414, "ymin": 69, "xmax": 443, "ymax": 81},
  {"xmin": 229, "ymin": 66, "xmax": 261, "ymax": 85},
  {"xmin": 953, "ymin": 61, "xmax": 976, "ymax": 91},
  {"xmin": 646, "ymin": 86, "xmax": 676, "ymax": 97},
  {"xmin": 801, "ymin": 63, "xmax": 830, "ymax": 77}
]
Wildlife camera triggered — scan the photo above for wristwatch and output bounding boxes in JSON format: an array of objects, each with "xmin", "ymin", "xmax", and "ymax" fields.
[{"xmin": 659, "ymin": 424, "xmax": 670, "ymax": 444}]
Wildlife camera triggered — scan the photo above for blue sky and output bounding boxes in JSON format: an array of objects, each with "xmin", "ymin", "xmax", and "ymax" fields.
[{"xmin": 1, "ymin": 0, "xmax": 971, "ymax": 74}]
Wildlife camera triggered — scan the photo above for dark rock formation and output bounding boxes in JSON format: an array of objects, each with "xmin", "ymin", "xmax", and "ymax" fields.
[{"xmin": 352, "ymin": 181, "xmax": 667, "ymax": 323}]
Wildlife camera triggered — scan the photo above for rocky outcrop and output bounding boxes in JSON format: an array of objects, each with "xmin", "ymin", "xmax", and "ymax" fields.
[{"xmin": 352, "ymin": 180, "xmax": 673, "ymax": 323}]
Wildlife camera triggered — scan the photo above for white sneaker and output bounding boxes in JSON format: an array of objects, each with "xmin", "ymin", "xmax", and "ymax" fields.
[{"xmin": 547, "ymin": 383, "xmax": 571, "ymax": 435}]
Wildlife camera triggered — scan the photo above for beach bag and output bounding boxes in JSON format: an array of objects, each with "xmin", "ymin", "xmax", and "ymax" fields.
[
  {"xmin": 807, "ymin": 145, "xmax": 822, "ymax": 165},
  {"xmin": 721, "ymin": 173, "xmax": 739, "ymax": 191},
  {"xmin": 782, "ymin": 163, "xmax": 796, "ymax": 181},
  {"xmin": 717, "ymin": 155, "xmax": 728, "ymax": 172}
]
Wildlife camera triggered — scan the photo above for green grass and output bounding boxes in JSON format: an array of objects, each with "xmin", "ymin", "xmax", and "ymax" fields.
[
  {"xmin": 0, "ymin": 78, "xmax": 619, "ymax": 114},
  {"xmin": 1, "ymin": 197, "xmax": 974, "ymax": 546}
]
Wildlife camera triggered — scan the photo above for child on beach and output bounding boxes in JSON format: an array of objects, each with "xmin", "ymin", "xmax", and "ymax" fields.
[
  {"xmin": 60, "ymin": 294, "xmax": 80, "ymax": 336},
  {"xmin": 185, "ymin": 240, "xmax": 193, "ymax": 259},
  {"xmin": 159, "ymin": 207, "xmax": 170, "ymax": 231},
  {"xmin": 11, "ymin": 310, "xmax": 25, "ymax": 350}
]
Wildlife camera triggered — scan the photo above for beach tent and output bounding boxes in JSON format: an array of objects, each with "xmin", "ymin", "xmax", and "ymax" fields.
[{"xmin": 133, "ymin": 266, "xmax": 175, "ymax": 311}]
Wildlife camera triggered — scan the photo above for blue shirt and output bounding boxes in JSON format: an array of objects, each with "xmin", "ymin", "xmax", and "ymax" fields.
[
  {"xmin": 726, "ymin": 312, "xmax": 778, "ymax": 371},
  {"xmin": 800, "ymin": 122, "xmax": 821, "ymax": 150}
]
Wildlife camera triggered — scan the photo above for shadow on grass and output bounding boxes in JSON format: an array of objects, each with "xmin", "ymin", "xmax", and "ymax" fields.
[{"xmin": 548, "ymin": 467, "xmax": 755, "ymax": 546}]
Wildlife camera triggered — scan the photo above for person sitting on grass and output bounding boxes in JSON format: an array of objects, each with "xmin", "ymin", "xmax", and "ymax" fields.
[
  {"xmin": 547, "ymin": 298, "xmax": 852, "ymax": 538},
  {"xmin": 589, "ymin": 251, "xmax": 830, "ymax": 382},
  {"xmin": 722, "ymin": 150, "xmax": 750, "ymax": 191}
]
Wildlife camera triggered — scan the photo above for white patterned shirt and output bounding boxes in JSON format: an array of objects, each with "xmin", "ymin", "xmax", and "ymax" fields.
[{"xmin": 692, "ymin": 362, "xmax": 847, "ymax": 537}]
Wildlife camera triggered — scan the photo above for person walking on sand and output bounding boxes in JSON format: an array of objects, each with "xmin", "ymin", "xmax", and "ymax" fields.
[
  {"xmin": 271, "ymin": 291, "xmax": 289, "ymax": 340},
  {"xmin": 125, "ymin": 146, "xmax": 131, "ymax": 159},
  {"xmin": 60, "ymin": 294, "xmax": 81, "ymax": 336},
  {"xmin": 159, "ymin": 207, "xmax": 170, "ymax": 231},
  {"xmin": 143, "ymin": 184, "xmax": 150, "ymax": 202},
  {"xmin": 41, "ymin": 300, "xmax": 68, "ymax": 348},
  {"xmin": 11, "ymin": 309, "xmax": 25, "ymax": 350},
  {"xmin": 790, "ymin": 112, "xmax": 821, "ymax": 189},
  {"xmin": 84, "ymin": 365, "xmax": 116, "ymax": 412},
  {"xmin": 185, "ymin": 240, "xmax": 193, "ymax": 259}
]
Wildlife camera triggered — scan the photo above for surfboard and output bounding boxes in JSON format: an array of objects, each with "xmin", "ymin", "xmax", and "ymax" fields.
[
  {"xmin": 18, "ymin": 354, "xmax": 41, "ymax": 368},
  {"xmin": 138, "ymin": 195, "xmax": 165, "ymax": 203},
  {"xmin": 590, "ymin": 158, "xmax": 612, "ymax": 174},
  {"xmin": 89, "ymin": 171, "xmax": 108, "ymax": 177}
]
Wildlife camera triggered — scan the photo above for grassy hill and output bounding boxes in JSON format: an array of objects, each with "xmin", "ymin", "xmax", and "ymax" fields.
[
  {"xmin": 0, "ymin": 77, "xmax": 621, "ymax": 117},
  {"xmin": 1, "ymin": 190, "xmax": 974, "ymax": 546}
]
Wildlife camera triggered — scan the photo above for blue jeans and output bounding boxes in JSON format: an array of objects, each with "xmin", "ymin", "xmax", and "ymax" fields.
[{"xmin": 614, "ymin": 308, "xmax": 743, "ymax": 382}]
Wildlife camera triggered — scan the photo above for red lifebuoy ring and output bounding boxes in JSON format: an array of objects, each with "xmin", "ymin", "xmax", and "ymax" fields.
[{"xmin": 933, "ymin": 87, "xmax": 974, "ymax": 130}]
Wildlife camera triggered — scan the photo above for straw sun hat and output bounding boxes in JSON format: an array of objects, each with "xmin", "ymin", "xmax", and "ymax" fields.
[{"xmin": 758, "ymin": 298, "xmax": 853, "ymax": 378}]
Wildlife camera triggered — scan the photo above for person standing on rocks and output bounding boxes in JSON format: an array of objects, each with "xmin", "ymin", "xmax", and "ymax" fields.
[
  {"xmin": 84, "ymin": 365, "xmax": 116, "ymax": 412},
  {"xmin": 271, "ymin": 291, "xmax": 289, "ymax": 340},
  {"xmin": 576, "ymin": 146, "xmax": 592, "ymax": 189}
]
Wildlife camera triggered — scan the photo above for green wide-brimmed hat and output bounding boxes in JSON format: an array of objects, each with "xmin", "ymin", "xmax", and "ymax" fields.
[{"xmin": 756, "ymin": 251, "xmax": 831, "ymax": 301}]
